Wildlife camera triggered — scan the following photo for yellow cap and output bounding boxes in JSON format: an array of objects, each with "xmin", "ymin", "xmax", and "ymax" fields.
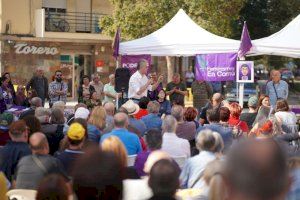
[{"xmin": 67, "ymin": 123, "xmax": 85, "ymax": 140}]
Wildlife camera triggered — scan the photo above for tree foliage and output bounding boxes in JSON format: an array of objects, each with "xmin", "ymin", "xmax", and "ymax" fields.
[
  {"xmin": 184, "ymin": 0, "xmax": 246, "ymax": 38},
  {"xmin": 100, "ymin": 0, "xmax": 245, "ymax": 40}
]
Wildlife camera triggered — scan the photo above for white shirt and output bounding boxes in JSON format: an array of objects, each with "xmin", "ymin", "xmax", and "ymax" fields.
[
  {"xmin": 123, "ymin": 178, "xmax": 152, "ymax": 200},
  {"xmin": 161, "ymin": 132, "xmax": 191, "ymax": 158},
  {"xmin": 275, "ymin": 111, "xmax": 297, "ymax": 126},
  {"xmin": 128, "ymin": 71, "xmax": 151, "ymax": 99}
]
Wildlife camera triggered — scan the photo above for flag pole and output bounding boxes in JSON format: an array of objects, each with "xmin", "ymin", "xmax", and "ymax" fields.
[{"xmin": 238, "ymin": 21, "xmax": 253, "ymax": 108}]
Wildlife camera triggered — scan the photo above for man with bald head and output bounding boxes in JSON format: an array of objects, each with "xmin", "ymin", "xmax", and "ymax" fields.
[
  {"xmin": 266, "ymin": 70, "xmax": 288, "ymax": 107},
  {"xmin": 199, "ymin": 93, "xmax": 223, "ymax": 125},
  {"xmin": 19, "ymin": 97, "xmax": 43, "ymax": 119},
  {"xmin": 100, "ymin": 112, "xmax": 142, "ymax": 155},
  {"xmin": 166, "ymin": 73, "xmax": 188, "ymax": 105},
  {"xmin": 26, "ymin": 67, "xmax": 49, "ymax": 106},
  {"xmin": 15, "ymin": 132, "xmax": 68, "ymax": 189}
]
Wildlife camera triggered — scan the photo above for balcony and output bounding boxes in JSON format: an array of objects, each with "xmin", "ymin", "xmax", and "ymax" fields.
[
  {"xmin": 35, "ymin": 9, "xmax": 112, "ymax": 41},
  {"xmin": 44, "ymin": 10, "xmax": 105, "ymax": 33}
]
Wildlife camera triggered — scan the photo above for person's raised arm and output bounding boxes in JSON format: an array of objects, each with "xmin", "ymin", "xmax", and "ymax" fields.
[
  {"xmin": 136, "ymin": 79, "xmax": 152, "ymax": 95},
  {"xmin": 151, "ymin": 75, "xmax": 163, "ymax": 91}
]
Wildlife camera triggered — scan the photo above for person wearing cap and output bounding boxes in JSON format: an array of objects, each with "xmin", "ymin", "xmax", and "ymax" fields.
[
  {"xmin": 74, "ymin": 107, "xmax": 90, "ymax": 120},
  {"xmin": 55, "ymin": 123, "xmax": 85, "ymax": 175},
  {"xmin": 240, "ymin": 96, "xmax": 258, "ymax": 129},
  {"xmin": 100, "ymin": 112, "xmax": 142, "ymax": 155},
  {"xmin": 121, "ymin": 100, "xmax": 147, "ymax": 136},
  {"xmin": 0, "ymin": 112, "xmax": 14, "ymax": 145}
]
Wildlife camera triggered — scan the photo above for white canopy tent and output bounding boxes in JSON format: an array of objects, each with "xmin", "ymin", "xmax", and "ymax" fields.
[
  {"xmin": 249, "ymin": 14, "xmax": 300, "ymax": 58},
  {"xmin": 119, "ymin": 9, "xmax": 240, "ymax": 56}
]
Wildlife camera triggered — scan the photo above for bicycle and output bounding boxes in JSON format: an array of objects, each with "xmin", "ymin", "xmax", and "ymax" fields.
[{"xmin": 45, "ymin": 11, "xmax": 70, "ymax": 32}]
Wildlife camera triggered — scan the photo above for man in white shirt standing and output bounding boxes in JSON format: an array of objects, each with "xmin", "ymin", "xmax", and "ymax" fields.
[
  {"xmin": 128, "ymin": 59, "xmax": 162, "ymax": 102},
  {"xmin": 161, "ymin": 115, "xmax": 190, "ymax": 158}
]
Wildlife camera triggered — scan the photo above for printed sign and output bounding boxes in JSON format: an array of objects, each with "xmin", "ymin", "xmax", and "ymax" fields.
[
  {"xmin": 236, "ymin": 61, "xmax": 254, "ymax": 83},
  {"xmin": 195, "ymin": 53, "xmax": 237, "ymax": 82},
  {"xmin": 121, "ymin": 55, "xmax": 151, "ymax": 75}
]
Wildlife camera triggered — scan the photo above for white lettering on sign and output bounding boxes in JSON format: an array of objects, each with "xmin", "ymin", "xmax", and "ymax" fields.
[
  {"xmin": 14, "ymin": 43, "xmax": 59, "ymax": 55},
  {"xmin": 122, "ymin": 63, "xmax": 138, "ymax": 69}
]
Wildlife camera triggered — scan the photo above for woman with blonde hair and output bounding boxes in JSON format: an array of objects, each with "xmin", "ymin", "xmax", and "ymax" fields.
[
  {"xmin": 101, "ymin": 136, "xmax": 128, "ymax": 167},
  {"xmin": 87, "ymin": 106, "xmax": 106, "ymax": 143},
  {"xmin": 101, "ymin": 136, "xmax": 139, "ymax": 179}
]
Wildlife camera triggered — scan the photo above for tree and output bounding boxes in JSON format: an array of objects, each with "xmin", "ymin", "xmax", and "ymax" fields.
[
  {"xmin": 100, "ymin": 0, "xmax": 246, "ymax": 40},
  {"xmin": 100, "ymin": 0, "xmax": 185, "ymax": 40},
  {"xmin": 184, "ymin": 0, "xmax": 246, "ymax": 38}
]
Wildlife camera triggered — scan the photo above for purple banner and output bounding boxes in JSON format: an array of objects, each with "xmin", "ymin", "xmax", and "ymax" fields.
[
  {"xmin": 195, "ymin": 53, "xmax": 237, "ymax": 81},
  {"xmin": 121, "ymin": 54, "xmax": 152, "ymax": 75}
]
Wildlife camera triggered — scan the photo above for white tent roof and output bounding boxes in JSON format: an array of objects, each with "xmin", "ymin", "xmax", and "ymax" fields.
[
  {"xmin": 119, "ymin": 9, "xmax": 240, "ymax": 56},
  {"xmin": 249, "ymin": 14, "xmax": 300, "ymax": 58}
]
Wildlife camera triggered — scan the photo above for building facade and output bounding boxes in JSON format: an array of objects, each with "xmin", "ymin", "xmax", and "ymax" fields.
[{"xmin": 0, "ymin": 0, "xmax": 115, "ymax": 99}]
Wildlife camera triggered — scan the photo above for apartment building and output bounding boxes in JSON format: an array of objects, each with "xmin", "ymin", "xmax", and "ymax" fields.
[{"xmin": 0, "ymin": 0, "xmax": 115, "ymax": 99}]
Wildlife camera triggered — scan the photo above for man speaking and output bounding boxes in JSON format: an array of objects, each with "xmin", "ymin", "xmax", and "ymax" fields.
[{"xmin": 128, "ymin": 59, "xmax": 162, "ymax": 102}]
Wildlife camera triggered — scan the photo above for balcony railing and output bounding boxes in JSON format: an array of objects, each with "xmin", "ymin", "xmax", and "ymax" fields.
[{"xmin": 44, "ymin": 10, "xmax": 107, "ymax": 33}]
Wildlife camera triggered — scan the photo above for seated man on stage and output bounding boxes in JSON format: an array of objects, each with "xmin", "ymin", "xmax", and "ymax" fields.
[{"xmin": 128, "ymin": 59, "xmax": 162, "ymax": 102}]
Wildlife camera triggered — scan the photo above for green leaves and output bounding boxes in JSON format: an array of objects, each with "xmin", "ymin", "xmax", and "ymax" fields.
[
  {"xmin": 100, "ymin": 0, "xmax": 299, "ymax": 42},
  {"xmin": 100, "ymin": 0, "xmax": 245, "ymax": 40}
]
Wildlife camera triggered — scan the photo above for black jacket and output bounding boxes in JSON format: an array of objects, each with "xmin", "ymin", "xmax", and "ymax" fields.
[{"xmin": 26, "ymin": 76, "xmax": 49, "ymax": 100}]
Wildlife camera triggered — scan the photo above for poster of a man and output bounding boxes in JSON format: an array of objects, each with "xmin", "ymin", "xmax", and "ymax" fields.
[{"xmin": 236, "ymin": 61, "xmax": 254, "ymax": 83}]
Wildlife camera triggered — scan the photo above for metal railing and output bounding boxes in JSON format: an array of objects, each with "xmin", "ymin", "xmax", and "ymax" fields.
[{"xmin": 44, "ymin": 10, "xmax": 107, "ymax": 33}]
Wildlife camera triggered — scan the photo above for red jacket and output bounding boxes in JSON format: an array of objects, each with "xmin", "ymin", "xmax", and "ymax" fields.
[{"xmin": 228, "ymin": 116, "xmax": 249, "ymax": 133}]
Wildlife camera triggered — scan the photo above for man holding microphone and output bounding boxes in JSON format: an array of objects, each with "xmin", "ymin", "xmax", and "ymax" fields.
[{"xmin": 128, "ymin": 59, "xmax": 163, "ymax": 102}]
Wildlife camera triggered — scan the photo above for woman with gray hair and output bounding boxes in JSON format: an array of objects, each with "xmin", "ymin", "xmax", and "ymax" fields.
[{"xmin": 180, "ymin": 129, "xmax": 224, "ymax": 189}]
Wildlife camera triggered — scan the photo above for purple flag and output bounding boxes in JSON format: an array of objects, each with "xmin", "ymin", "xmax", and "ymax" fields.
[
  {"xmin": 238, "ymin": 22, "xmax": 252, "ymax": 58},
  {"xmin": 121, "ymin": 55, "xmax": 152, "ymax": 75},
  {"xmin": 112, "ymin": 28, "xmax": 120, "ymax": 59},
  {"xmin": 195, "ymin": 53, "xmax": 237, "ymax": 81}
]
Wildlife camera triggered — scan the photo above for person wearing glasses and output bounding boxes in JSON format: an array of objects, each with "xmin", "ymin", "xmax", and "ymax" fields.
[{"xmin": 48, "ymin": 70, "xmax": 68, "ymax": 108}]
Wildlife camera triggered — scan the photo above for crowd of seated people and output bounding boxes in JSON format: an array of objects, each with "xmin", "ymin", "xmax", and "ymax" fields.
[{"xmin": 0, "ymin": 70, "xmax": 299, "ymax": 200}]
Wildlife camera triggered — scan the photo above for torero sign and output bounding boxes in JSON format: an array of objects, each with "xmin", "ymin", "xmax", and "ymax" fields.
[{"xmin": 14, "ymin": 43, "xmax": 59, "ymax": 55}]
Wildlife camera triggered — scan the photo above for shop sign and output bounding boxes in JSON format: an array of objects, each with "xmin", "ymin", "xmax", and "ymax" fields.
[{"xmin": 14, "ymin": 43, "xmax": 59, "ymax": 55}]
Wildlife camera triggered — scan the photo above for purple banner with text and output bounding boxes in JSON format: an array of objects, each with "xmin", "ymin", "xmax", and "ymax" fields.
[
  {"xmin": 121, "ymin": 55, "xmax": 151, "ymax": 75},
  {"xmin": 195, "ymin": 53, "xmax": 237, "ymax": 81}
]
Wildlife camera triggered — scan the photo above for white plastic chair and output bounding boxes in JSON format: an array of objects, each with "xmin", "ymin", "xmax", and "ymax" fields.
[
  {"xmin": 6, "ymin": 189, "xmax": 37, "ymax": 200},
  {"xmin": 127, "ymin": 154, "xmax": 137, "ymax": 167},
  {"xmin": 172, "ymin": 156, "xmax": 187, "ymax": 169}
]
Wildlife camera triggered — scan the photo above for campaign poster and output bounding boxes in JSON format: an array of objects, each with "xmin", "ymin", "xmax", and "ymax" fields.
[
  {"xmin": 195, "ymin": 53, "xmax": 237, "ymax": 82},
  {"xmin": 121, "ymin": 55, "xmax": 151, "ymax": 75},
  {"xmin": 236, "ymin": 61, "xmax": 254, "ymax": 83}
]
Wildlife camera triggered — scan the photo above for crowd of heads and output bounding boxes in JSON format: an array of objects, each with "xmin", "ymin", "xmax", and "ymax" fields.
[{"xmin": 0, "ymin": 68, "xmax": 299, "ymax": 200}]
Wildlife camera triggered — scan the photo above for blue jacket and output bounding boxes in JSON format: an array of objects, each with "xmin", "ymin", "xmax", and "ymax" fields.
[
  {"xmin": 158, "ymin": 100, "xmax": 171, "ymax": 117},
  {"xmin": 87, "ymin": 124, "xmax": 102, "ymax": 143},
  {"xmin": 197, "ymin": 123, "xmax": 233, "ymax": 151},
  {"xmin": 141, "ymin": 113, "xmax": 162, "ymax": 132}
]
